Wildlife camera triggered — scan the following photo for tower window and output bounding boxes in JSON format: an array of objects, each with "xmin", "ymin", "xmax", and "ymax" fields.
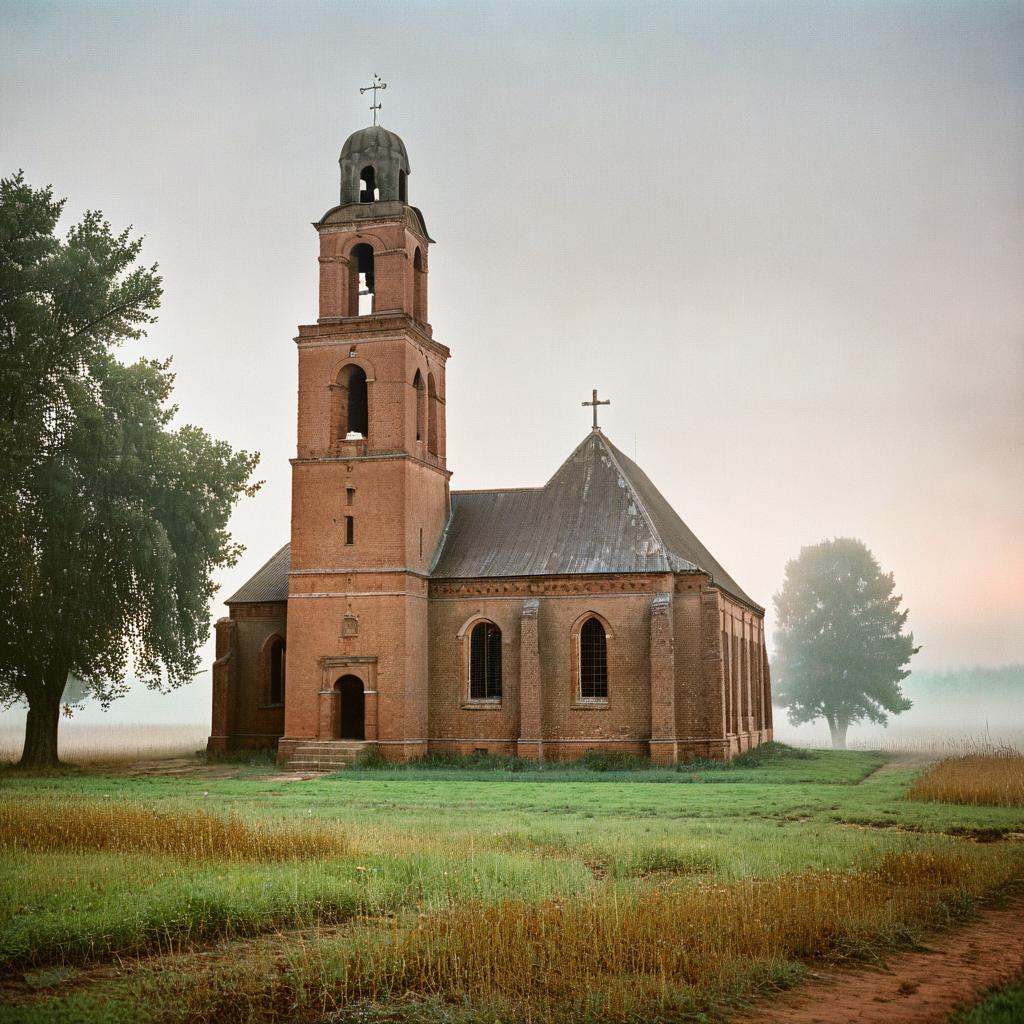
[
  {"xmin": 359, "ymin": 165, "xmax": 378, "ymax": 203},
  {"xmin": 579, "ymin": 617, "xmax": 608, "ymax": 700},
  {"xmin": 469, "ymin": 621, "xmax": 502, "ymax": 700},
  {"xmin": 345, "ymin": 516, "xmax": 354, "ymax": 545},
  {"xmin": 349, "ymin": 243, "xmax": 375, "ymax": 316},
  {"xmin": 346, "ymin": 486, "xmax": 355, "ymax": 506},
  {"xmin": 398, "ymin": 168, "xmax": 407, "ymax": 203},
  {"xmin": 412, "ymin": 369, "xmax": 425, "ymax": 442}
]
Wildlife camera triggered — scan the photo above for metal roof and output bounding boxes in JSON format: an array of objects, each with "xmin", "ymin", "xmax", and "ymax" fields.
[
  {"xmin": 225, "ymin": 544, "xmax": 290, "ymax": 604},
  {"xmin": 226, "ymin": 432, "xmax": 759, "ymax": 610},
  {"xmin": 432, "ymin": 430, "xmax": 759, "ymax": 608}
]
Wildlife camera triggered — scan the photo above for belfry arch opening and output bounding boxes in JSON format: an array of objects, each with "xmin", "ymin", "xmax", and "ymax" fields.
[
  {"xmin": 426, "ymin": 373, "xmax": 438, "ymax": 456},
  {"xmin": 413, "ymin": 247, "xmax": 426, "ymax": 323},
  {"xmin": 349, "ymin": 243, "xmax": 375, "ymax": 316},
  {"xmin": 359, "ymin": 166, "xmax": 378, "ymax": 203},
  {"xmin": 334, "ymin": 364, "xmax": 368, "ymax": 440},
  {"xmin": 413, "ymin": 369, "xmax": 425, "ymax": 443}
]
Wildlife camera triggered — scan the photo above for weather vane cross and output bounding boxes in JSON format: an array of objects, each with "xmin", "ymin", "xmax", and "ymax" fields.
[
  {"xmin": 582, "ymin": 388, "xmax": 610, "ymax": 430},
  {"xmin": 360, "ymin": 74, "xmax": 387, "ymax": 126}
]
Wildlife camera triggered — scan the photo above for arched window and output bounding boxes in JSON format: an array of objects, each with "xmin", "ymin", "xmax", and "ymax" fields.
[
  {"xmin": 349, "ymin": 243, "xmax": 375, "ymax": 316},
  {"xmin": 579, "ymin": 617, "xmax": 608, "ymax": 700},
  {"xmin": 268, "ymin": 637, "xmax": 286, "ymax": 706},
  {"xmin": 722, "ymin": 630, "xmax": 733, "ymax": 732},
  {"xmin": 359, "ymin": 166, "xmax": 378, "ymax": 203},
  {"xmin": 412, "ymin": 247, "xmax": 426, "ymax": 323},
  {"xmin": 334, "ymin": 364, "xmax": 368, "ymax": 440},
  {"xmin": 398, "ymin": 169, "xmax": 407, "ymax": 203},
  {"xmin": 469, "ymin": 621, "xmax": 502, "ymax": 700},
  {"xmin": 412, "ymin": 369, "xmax": 425, "ymax": 442},
  {"xmin": 426, "ymin": 373, "xmax": 438, "ymax": 456}
]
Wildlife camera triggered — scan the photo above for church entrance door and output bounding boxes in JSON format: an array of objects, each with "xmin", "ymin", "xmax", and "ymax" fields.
[{"xmin": 335, "ymin": 675, "xmax": 365, "ymax": 740}]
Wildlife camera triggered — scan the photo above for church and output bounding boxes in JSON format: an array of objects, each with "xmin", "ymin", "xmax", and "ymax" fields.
[{"xmin": 207, "ymin": 119, "xmax": 772, "ymax": 768}]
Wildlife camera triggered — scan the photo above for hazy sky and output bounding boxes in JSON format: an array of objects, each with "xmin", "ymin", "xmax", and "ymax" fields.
[{"xmin": 2, "ymin": 0, "xmax": 1022, "ymax": 722}]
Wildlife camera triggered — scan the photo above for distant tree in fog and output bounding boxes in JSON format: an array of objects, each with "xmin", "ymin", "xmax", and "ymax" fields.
[{"xmin": 773, "ymin": 537, "xmax": 918, "ymax": 749}]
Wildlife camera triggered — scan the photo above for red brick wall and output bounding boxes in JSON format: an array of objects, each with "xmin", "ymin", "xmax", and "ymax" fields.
[
  {"xmin": 428, "ymin": 574, "xmax": 669, "ymax": 760},
  {"xmin": 208, "ymin": 603, "xmax": 287, "ymax": 751},
  {"xmin": 217, "ymin": 571, "xmax": 772, "ymax": 761}
]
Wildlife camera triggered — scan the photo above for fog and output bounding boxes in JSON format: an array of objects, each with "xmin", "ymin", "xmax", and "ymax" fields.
[{"xmin": 2, "ymin": 0, "xmax": 1021, "ymax": 743}]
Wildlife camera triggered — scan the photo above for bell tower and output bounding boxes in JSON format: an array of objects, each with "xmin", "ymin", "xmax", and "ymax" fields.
[{"xmin": 281, "ymin": 122, "xmax": 450, "ymax": 762}]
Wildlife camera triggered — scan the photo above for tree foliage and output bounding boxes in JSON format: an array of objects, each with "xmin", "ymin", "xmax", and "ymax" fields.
[
  {"xmin": 772, "ymin": 537, "xmax": 918, "ymax": 749},
  {"xmin": 0, "ymin": 172, "xmax": 260, "ymax": 766}
]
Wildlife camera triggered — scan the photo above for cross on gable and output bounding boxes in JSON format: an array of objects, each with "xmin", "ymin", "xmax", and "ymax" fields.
[
  {"xmin": 582, "ymin": 388, "xmax": 610, "ymax": 430},
  {"xmin": 359, "ymin": 74, "xmax": 387, "ymax": 126}
]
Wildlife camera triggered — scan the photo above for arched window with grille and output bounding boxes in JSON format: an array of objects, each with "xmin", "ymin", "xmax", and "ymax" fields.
[
  {"xmin": 469, "ymin": 621, "xmax": 502, "ymax": 700},
  {"xmin": 267, "ymin": 637, "xmax": 286, "ymax": 706},
  {"xmin": 579, "ymin": 617, "xmax": 608, "ymax": 700}
]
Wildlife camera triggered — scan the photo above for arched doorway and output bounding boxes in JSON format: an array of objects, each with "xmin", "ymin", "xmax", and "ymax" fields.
[{"xmin": 335, "ymin": 675, "xmax": 365, "ymax": 740}]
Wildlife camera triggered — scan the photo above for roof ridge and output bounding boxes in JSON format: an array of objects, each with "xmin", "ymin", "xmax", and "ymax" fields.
[
  {"xmin": 592, "ymin": 431, "xmax": 675, "ymax": 569},
  {"xmin": 541, "ymin": 430, "xmax": 606, "ymax": 488},
  {"xmin": 452, "ymin": 486, "xmax": 542, "ymax": 495}
]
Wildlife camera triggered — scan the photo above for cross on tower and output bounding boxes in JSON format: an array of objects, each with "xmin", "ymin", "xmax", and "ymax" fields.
[
  {"xmin": 359, "ymin": 74, "xmax": 387, "ymax": 126},
  {"xmin": 582, "ymin": 389, "xmax": 611, "ymax": 430}
]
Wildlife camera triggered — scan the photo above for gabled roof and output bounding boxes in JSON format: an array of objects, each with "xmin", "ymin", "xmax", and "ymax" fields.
[
  {"xmin": 431, "ymin": 430, "xmax": 759, "ymax": 608},
  {"xmin": 226, "ymin": 432, "xmax": 759, "ymax": 610},
  {"xmin": 225, "ymin": 543, "xmax": 290, "ymax": 604}
]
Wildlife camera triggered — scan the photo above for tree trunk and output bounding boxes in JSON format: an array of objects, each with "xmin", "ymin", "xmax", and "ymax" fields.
[
  {"xmin": 19, "ymin": 674, "xmax": 64, "ymax": 768},
  {"xmin": 827, "ymin": 716, "xmax": 849, "ymax": 750}
]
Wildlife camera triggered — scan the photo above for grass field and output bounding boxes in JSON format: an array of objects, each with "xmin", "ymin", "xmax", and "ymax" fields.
[
  {"xmin": 1, "ymin": 744, "xmax": 1022, "ymax": 1023},
  {"xmin": 952, "ymin": 972, "xmax": 1024, "ymax": 1024}
]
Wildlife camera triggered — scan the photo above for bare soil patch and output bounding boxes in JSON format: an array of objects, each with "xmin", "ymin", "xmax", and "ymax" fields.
[{"xmin": 731, "ymin": 896, "xmax": 1024, "ymax": 1023}]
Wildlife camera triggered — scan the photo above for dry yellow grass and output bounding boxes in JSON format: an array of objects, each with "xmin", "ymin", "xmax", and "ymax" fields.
[
  {"xmin": 154, "ymin": 847, "xmax": 1022, "ymax": 1024},
  {"xmin": 0, "ymin": 798, "xmax": 349, "ymax": 861},
  {"xmin": 906, "ymin": 751, "xmax": 1024, "ymax": 807},
  {"xmin": 357, "ymin": 850, "xmax": 1014, "ymax": 1006}
]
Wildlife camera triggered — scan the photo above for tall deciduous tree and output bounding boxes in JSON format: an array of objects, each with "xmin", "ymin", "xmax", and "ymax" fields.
[
  {"xmin": 0, "ymin": 173, "xmax": 260, "ymax": 767},
  {"xmin": 773, "ymin": 537, "xmax": 918, "ymax": 749}
]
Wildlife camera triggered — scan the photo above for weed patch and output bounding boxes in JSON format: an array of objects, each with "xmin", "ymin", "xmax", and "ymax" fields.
[
  {"xmin": 0, "ymin": 798, "xmax": 348, "ymax": 861},
  {"xmin": 907, "ymin": 752, "xmax": 1024, "ymax": 807}
]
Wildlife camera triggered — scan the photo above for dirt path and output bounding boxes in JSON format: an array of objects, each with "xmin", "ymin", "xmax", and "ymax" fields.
[{"xmin": 731, "ymin": 897, "xmax": 1024, "ymax": 1023}]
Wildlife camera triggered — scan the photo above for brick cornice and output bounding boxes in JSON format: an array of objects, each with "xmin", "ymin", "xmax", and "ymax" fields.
[{"xmin": 290, "ymin": 450, "xmax": 452, "ymax": 479}]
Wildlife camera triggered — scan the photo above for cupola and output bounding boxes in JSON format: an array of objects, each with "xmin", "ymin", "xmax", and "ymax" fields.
[{"xmin": 339, "ymin": 126, "xmax": 411, "ymax": 206}]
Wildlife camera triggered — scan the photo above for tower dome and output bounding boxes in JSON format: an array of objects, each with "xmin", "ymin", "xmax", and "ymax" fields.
[{"xmin": 339, "ymin": 126, "xmax": 411, "ymax": 206}]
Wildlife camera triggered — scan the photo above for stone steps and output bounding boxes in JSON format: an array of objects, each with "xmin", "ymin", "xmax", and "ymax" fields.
[{"xmin": 285, "ymin": 740, "xmax": 367, "ymax": 772}]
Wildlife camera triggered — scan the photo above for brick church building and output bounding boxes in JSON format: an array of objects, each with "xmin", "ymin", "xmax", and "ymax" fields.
[{"xmin": 207, "ymin": 122, "xmax": 772, "ymax": 768}]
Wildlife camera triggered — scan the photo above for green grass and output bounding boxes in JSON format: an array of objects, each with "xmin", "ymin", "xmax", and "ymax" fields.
[
  {"xmin": 1, "ymin": 744, "xmax": 1022, "ymax": 1023},
  {"xmin": 951, "ymin": 972, "xmax": 1024, "ymax": 1024}
]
